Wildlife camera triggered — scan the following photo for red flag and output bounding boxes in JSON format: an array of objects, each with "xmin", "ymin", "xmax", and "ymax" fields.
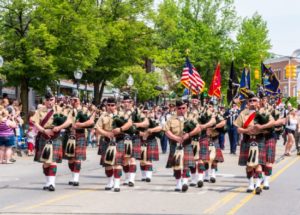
[
  {"xmin": 208, "ymin": 63, "xmax": 221, "ymax": 98},
  {"xmin": 180, "ymin": 57, "xmax": 205, "ymax": 94}
]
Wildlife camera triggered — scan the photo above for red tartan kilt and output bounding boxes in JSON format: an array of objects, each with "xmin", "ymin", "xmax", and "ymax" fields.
[
  {"xmin": 265, "ymin": 137, "xmax": 276, "ymax": 163},
  {"xmin": 166, "ymin": 142, "xmax": 195, "ymax": 168},
  {"xmin": 145, "ymin": 138, "xmax": 159, "ymax": 161},
  {"xmin": 34, "ymin": 135, "xmax": 63, "ymax": 163},
  {"xmin": 74, "ymin": 133, "xmax": 87, "ymax": 161},
  {"xmin": 238, "ymin": 136, "xmax": 266, "ymax": 166},
  {"xmin": 100, "ymin": 140, "xmax": 125, "ymax": 167},
  {"xmin": 199, "ymin": 137, "xmax": 210, "ymax": 162},
  {"xmin": 210, "ymin": 137, "xmax": 224, "ymax": 163},
  {"xmin": 132, "ymin": 136, "xmax": 141, "ymax": 159}
]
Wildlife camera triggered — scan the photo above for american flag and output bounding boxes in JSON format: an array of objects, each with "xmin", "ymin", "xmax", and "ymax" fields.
[{"xmin": 180, "ymin": 57, "xmax": 205, "ymax": 94}]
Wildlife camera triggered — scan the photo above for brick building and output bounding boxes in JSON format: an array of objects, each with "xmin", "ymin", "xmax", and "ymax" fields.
[{"xmin": 264, "ymin": 49, "xmax": 300, "ymax": 98}]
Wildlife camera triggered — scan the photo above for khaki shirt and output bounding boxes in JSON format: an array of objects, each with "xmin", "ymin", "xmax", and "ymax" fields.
[
  {"xmin": 31, "ymin": 107, "xmax": 55, "ymax": 129},
  {"xmin": 94, "ymin": 111, "xmax": 125, "ymax": 131},
  {"xmin": 164, "ymin": 113, "xmax": 197, "ymax": 136},
  {"xmin": 234, "ymin": 109, "xmax": 256, "ymax": 128}
]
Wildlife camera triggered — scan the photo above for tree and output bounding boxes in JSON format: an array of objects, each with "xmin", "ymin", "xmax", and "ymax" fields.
[
  {"xmin": 112, "ymin": 66, "xmax": 162, "ymax": 102},
  {"xmin": 0, "ymin": 0, "xmax": 103, "ymax": 118},
  {"xmin": 154, "ymin": 0, "xmax": 238, "ymax": 92},
  {"xmin": 87, "ymin": 0, "xmax": 156, "ymax": 104},
  {"xmin": 234, "ymin": 13, "xmax": 271, "ymax": 89}
]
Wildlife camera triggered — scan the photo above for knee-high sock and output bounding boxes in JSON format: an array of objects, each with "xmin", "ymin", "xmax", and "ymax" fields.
[
  {"xmin": 145, "ymin": 164, "xmax": 153, "ymax": 179},
  {"xmin": 113, "ymin": 169, "xmax": 122, "ymax": 179},
  {"xmin": 198, "ymin": 163, "xmax": 205, "ymax": 181},
  {"xmin": 174, "ymin": 170, "xmax": 181, "ymax": 180},
  {"xmin": 255, "ymin": 170, "xmax": 263, "ymax": 187},
  {"xmin": 73, "ymin": 161, "xmax": 81, "ymax": 182},
  {"xmin": 48, "ymin": 165, "xmax": 57, "ymax": 186},
  {"xmin": 43, "ymin": 166, "xmax": 50, "ymax": 186}
]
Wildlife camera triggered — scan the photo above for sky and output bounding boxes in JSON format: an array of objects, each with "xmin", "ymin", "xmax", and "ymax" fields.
[
  {"xmin": 234, "ymin": 0, "xmax": 300, "ymax": 57},
  {"xmin": 154, "ymin": 0, "xmax": 300, "ymax": 57}
]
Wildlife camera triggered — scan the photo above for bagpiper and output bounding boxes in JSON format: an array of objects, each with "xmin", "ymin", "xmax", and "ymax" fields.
[
  {"xmin": 95, "ymin": 97, "xmax": 131, "ymax": 192},
  {"xmin": 234, "ymin": 91, "xmax": 274, "ymax": 195},
  {"xmin": 64, "ymin": 91, "xmax": 95, "ymax": 187},
  {"xmin": 31, "ymin": 91, "xmax": 70, "ymax": 191},
  {"xmin": 164, "ymin": 99, "xmax": 199, "ymax": 192}
]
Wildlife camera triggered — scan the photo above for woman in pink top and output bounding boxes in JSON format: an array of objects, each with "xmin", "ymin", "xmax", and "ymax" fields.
[{"xmin": 0, "ymin": 107, "xmax": 17, "ymax": 164}]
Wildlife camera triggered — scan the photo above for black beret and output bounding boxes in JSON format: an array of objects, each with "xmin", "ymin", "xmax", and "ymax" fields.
[
  {"xmin": 45, "ymin": 91, "xmax": 54, "ymax": 99},
  {"xmin": 191, "ymin": 94, "xmax": 199, "ymax": 99},
  {"xmin": 107, "ymin": 97, "xmax": 116, "ymax": 104},
  {"xmin": 123, "ymin": 94, "xmax": 132, "ymax": 100}
]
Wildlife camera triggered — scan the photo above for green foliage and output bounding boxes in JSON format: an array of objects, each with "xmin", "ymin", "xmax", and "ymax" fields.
[{"xmin": 112, "ymin": 66, "xmax": 162, "ymax": 102}]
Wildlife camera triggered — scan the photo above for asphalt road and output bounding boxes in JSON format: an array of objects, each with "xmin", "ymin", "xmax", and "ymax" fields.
[{"xmin": 0, "ymin": 136, "xmax": 299, "ymax": 215}]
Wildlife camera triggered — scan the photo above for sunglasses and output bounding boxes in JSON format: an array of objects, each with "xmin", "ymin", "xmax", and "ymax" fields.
[
  {"xmin": 249, "ymin": 99, "xmax": 258, "ymax": 103},
  {"xmin": 107, "ymin": 104, "xmax": 116, "ymax": 107},
  {"xmin": 177, "ymin": 107, "xmax": 186, "ymax": 110}
]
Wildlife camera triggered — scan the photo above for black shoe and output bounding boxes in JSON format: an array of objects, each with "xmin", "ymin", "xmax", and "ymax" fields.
[
  {"xmin": 182, "ymin": 184, "xmax": 189, "ymax": 192},
  {"xmin": 263, "ymin": 186, "xmax": 269, "ymax": 190},
  {"xmin": 123, "ymin": 182, "xmax": 129, "ymax": 186},
  {"xmin": 43, "ymin": 186, "xmax": 49, "ymax": 190},
  {"xmin": 255, "ymin": 187, "xmax": 262, "ymax": 195},
  {"xmin": 174, "ymin": 188, "xmax": 181, "ymax": 192},
  {"xmin": 189, "ymin": 183, "xmax": 196, "ymax": 187},
  {"xmin": 145, "ymin": 178, "xmax": 151, "ymax": 183},
  {"xmin": 197, "ymin": 180, "xmax": 203, "ymax": 188},
  {"xmin": 105, "ymin": 187, "xmax": 112, "ymax": 191},
  {"xmin": 48, "ymin": 185, "xmax": 55, "ymax": 192},
  {"xmin": 141, "ymin": 178, "xmax": 146, "ymax": 182},
  {"xmin": 204, "ymin": 179, "xmax": 209, "ymax": 182},
  {"xmin": 73, "ymin": 182, "xmax": 79, "ymax": 186},
  {"xmin": 210, "ymin": 177, "xmax": 216, "ymax": 183},
  {"xmin": 68, "ymin": 181, "xmax": 74, "ymax": 185},
  {"xmin": 128, "ymin": 182, "xmax": 134, "ymax": 187},
  {"xmin": 246, "ymin": 189, "xmax": 254, "ymax": 193},
  {"xmin": 114, "ymin": 188, "xmax": 120, "ymax": 192}
]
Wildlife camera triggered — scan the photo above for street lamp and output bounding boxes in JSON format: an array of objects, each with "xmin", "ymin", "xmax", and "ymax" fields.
[
  {"xmin": 74, "ymin": 68, "xmax": 83, "ymax": 91},
  {"xmin": 127, "ymin": 74, "xmax": 134, "ymax": 87}
]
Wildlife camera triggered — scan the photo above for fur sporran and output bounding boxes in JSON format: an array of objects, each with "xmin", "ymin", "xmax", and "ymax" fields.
[
  {"xmin": 141, "ymin": 143, "xmax": 147, "ymax": 162},
  {"xmin": 209, "ymin": 142, "xmax": 216, "ymax": 161},
  {"xmin": 191, "ymin": 140, "xmax": 200, "ymax": 160},
  {"xmin": 124, "ymin": 137, "xmax": 133, "ymax": 158},
  {"xmin": 104, "ymin": 142, "xmax": 116, "ymax": 166},
  {"xmin": 65, "ymin": 135, "xmax": 76, "ymax": 158},
  {"xmin": 173, "ymin": 144, "xmax": 184, "ymax": 170},
  {"xmin": 40, "ymin": 140, "xmax": 53, "ymax": 163},
  {"xmin": 247, "ymin": 141, "xmax": 259, "ymax": 167}
]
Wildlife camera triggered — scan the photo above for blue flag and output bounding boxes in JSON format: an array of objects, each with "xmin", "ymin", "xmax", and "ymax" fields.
[
  {"xmin": 261, "ymin": 63, "xmax": 280, "ymax": 95},
  {"xmin": 239, "ymin": 68, "xmax": 251, "ymax": 110}
]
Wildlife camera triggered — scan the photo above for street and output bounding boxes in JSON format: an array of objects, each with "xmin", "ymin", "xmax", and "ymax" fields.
[{"xmin": 0, "ymin": 136, "xmax": 299, "ymax": 215}]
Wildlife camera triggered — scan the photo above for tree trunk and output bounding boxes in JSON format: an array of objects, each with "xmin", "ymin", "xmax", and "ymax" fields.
[
  {"xmin": 99, "ymin": 80, "xmax": 106, "ymax": 103},
  {"xmin": 93, "ymin": 80, "xmax": 100, "ymax": 105},
  {"xmin": 20, "ymin": 78, "xmax": 29, "ymax": 124}
]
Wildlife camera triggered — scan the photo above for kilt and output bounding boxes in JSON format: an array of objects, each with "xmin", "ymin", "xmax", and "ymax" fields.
[
  {"xmin": 145, "ymin": 137, "xmax": 159, "ymax": 161},
  {"xmin": 131, "ymin": 135, "xmax": 141, "ymax": 159},
  {"xmin": 100, "ymin": 138, "xmax": 125, "ymax": 167},
  {"xmin": 238, "ymin": 136, "xmax": 266, "ymax": 166},
  {"xmin": 210, "ymin": 137, "xmax": 224, "ymax": 163},
  {"xmin": 199, "ymin": 137, "xmax": 210, "ymax": 162},
  {"xmin": 166, "ymin": 141, "xmax": 195, "ymax": 169},
  {"xmin": 34, "ymin": 135, "xmax": 63, "ymax": 163},
  {"xmin": 265, "ymin": 137, "xmax": 276, "ymax": 163},
  {"xmin": 98, "ymin": 136, "xmax": 108, "ymax": 156},
  {"xmin": 74, "ymin": 133, "xmax": 87, "ymax": 161}
]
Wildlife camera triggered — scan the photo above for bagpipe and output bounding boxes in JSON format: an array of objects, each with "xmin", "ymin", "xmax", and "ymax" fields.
[
  {"xmin": 198, "ymin": 105, "xmax": 212, "ymax": 125},
  {"xmin": 173, "ymin": 118, "xmax": 197, "ymax": 170},
  {"xmin": 53, "ymin": 104, "xmax": 70, "ymax": 127}
]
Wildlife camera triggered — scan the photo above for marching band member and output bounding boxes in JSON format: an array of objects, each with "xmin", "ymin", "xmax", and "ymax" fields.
[
  {"xmin": 32, "ymin": 91, "xmax": 70, "ymax": 191},
  {"xmin": 65, "ymin": 91, "xmax": 95, "ymax": 187},
  {"xmin": 95, "ymin": 97, "xmax": 131, "ymax": 192},
  {"xmin": 164, "ymin": 100, "xmax": 198, "ymax": 192},
  {"xmin": 234, "ymin": 91, "xmax": 274, "ymax": 195}
]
